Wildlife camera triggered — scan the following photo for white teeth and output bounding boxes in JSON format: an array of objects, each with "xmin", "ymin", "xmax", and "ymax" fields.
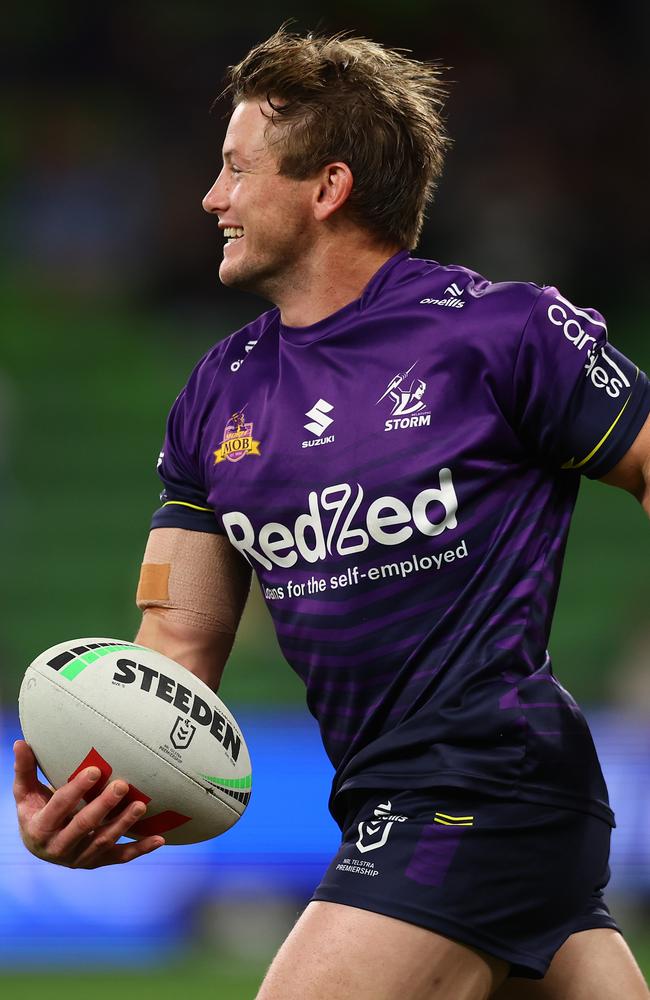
[{"xmin": 223, "ymin": 226, "xmax": 244, "ymax": 239}]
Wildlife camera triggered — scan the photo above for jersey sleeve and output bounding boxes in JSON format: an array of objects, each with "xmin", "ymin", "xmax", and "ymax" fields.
[
  {"xmin": 511, "ymin": 287, "xmax": 650, "ymax": 478},
  {"xmin": 150, "ymin": 350, "xmax": 225, "ymax": 535}
]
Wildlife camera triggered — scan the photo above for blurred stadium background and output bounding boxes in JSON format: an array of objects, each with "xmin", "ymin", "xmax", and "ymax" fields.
[{"xmin": 1, "ymin": 1, "xmax": 649, "ymax": 996}]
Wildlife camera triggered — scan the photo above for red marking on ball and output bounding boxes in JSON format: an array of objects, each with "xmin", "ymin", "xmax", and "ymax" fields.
[
  {"xmin": 131, "ymin": 811, "xmax": 191, "ymax": 837},
  {"xmin": 69, "ymin": 748, "xmax": 190, "ymax": 834},
  {"xmin": 68, "ymin": 747, "xmax": 112, "ymax": 802}
]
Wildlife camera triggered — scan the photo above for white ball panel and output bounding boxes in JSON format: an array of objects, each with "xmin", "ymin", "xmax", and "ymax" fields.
[{"xmin": 19, "ymin": 638, "xmax": 252, "ymax": 845}]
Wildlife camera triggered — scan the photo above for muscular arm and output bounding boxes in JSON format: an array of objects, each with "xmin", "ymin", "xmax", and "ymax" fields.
[
  {"xmin": 135, "ymin": 527, "xmax": 252, "ymax": 690},
  {"xmin": 599, "ymin": 412, "xmax": 650, "ymax": 516},
  {"xmin": 136, "ymin": 611, "xmax": 238, "ymax": 690}
]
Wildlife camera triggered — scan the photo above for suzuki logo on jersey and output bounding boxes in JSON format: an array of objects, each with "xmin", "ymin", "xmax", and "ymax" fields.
[
  {"xmin": 356, "ymin": 801, "xmax": 408, "ymax": 854},
  {"xmin": 302, "ymin": 399, "xmax": 335, "ymax": 448},
  {"xmin": 377, "ymin": 361, "xmax": 432, "ymax": 432},
  {"xmin": 221, "ymin": 468, "xmax": 458, "ymax": 571},
  {"xmin": 214, "ymin": 409, "xmax": 261, "ymax": 464},
  {"xmin": 420, "ymin": 282, "xmax": 465, "ymax": 309}
]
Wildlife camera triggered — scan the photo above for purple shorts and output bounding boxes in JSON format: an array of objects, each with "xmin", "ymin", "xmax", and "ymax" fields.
[{"xmin": 312, "ymin": 786, "xmax": 619, "ymax": 978}]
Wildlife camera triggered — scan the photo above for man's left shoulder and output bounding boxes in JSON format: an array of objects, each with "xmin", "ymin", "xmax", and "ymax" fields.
[{"xmin": 392, "ymin": 255, "xmax": 545, "ymax": 331}]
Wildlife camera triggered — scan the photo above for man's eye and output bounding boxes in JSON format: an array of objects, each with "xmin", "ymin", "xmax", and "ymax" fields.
[{"xmin": 230, "ymin": 165, "xmax": 242, "ymax": 175}]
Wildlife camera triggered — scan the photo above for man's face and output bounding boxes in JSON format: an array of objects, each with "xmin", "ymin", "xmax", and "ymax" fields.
[{"xmin": 203, "ymin": 100, "xmax": 317, "ymax": 298}]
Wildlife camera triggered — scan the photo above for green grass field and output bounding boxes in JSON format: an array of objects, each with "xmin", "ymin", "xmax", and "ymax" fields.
[{"xmin": 0, "ymin": 956, "xmax": 269, "ymax": 1000}]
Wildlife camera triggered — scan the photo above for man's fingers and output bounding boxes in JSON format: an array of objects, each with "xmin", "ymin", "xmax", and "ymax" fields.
[
  {"xmin": 51, "ymin": 784, "xmax": 146, "ymax": 861},
  {"xmin": 15, "ymin": 744, "xmax": 166, "ymax": 868},
  {"xmin": 108, "ymin": 835, "xmax": 165, "ymax": 866},
  {"xmin": 31, "ymin": 766, "xmax": 103, "ymax": 838},
  {"xmin": 79, "ymin": 834, "xmax": 165, "ymax": 869},
  {"xmin": 15, "ymin": 743, "xmax": 167, "ymax": 868},
  {"xmin": 12, "ymin": 740, "xmax": 43, "ymax": 802},
  {"xmin": 72, "ymin": 802, "xmax": 165, "ymax": 868},
  {"xmin": 40, "ymin": 777, "xmax": 126, "ymax": 850}
]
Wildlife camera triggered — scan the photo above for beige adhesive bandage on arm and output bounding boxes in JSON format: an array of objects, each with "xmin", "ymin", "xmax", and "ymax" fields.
[{"xmin": 136, "ymin": 527, "xmax": 251, "ymax": 634}]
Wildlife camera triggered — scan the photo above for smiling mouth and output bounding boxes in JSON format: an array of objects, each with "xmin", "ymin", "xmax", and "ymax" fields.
[{"xmin": 223, "ymin": 226, "xmax": 244, "ymax": 245}]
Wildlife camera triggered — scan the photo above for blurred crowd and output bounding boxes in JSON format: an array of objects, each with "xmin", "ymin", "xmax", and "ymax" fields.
[
  {"xmin": 1, "ymin": 0, "xmax": 649, "ymax": 705},
  {"xmin": 2, "ymin": 0, "xmax": 648, "ymax": 316},
  {"xmin": 1, "ymin": 3, "xmax": 649, "ymax": 971}
]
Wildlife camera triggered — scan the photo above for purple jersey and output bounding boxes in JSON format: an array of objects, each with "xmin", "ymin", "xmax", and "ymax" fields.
[{"xmin": 152, "ymin": 251, "xmax": 649, "ymax": 826}]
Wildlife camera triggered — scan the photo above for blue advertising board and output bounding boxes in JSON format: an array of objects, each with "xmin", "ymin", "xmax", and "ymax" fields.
[{"xmin": 1, "ymin": 709, "xmax": 649, "ymax": 966}]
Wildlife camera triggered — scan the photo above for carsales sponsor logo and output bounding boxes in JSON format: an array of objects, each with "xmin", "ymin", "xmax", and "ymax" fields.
[
  {"xmin": 584, "ymin": 346, "xmax": 631, "ymax": 399},
  {"xmin": 547, "ymin": 294, "xmax": 603, "ymax": 352},
  {"xmin": 222, "ymin": 468, "xmax": 458, "ymax": 571},
  {"xmin": 547, "ymin": 294, "xmax": 630, "ymax": 398}
]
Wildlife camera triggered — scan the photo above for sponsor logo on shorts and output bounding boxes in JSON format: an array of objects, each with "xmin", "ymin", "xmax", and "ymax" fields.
[
  {"xmin": 214, "ymin": 409, "xmax": 261, "ymax": 464},
  {"xmin": 335, "ymin": 856, "xmax": 380, "ymax": 877},
  {"xmin": 376, "ymin": 361, "xmax": 432, "ymax": 432},
  {"xmin": 355, "ymin": 800, "xmax": 408, "ymax": 854}
]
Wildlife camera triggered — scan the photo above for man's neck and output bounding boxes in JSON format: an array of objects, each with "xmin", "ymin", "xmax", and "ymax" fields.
[{"xmin": 276, "ymin": 239, "xmax": 402, "ymax": 328}]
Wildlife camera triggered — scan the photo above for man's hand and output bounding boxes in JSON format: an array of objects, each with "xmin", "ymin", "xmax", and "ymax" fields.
[{"xmin": 13, "ymin": 740, "xmax": 165, "ymax": 868}]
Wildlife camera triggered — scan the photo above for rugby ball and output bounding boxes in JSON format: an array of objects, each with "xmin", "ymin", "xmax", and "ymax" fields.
[{"xmin": 18, "ymin": 637, "xmax": 251, "ymax": 845}]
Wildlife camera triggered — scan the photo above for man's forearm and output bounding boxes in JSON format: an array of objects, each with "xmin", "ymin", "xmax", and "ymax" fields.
[
  {"xmin": 599, "ymin": 413, "xmax": 650, "ymax": 517},
  {"xmin": 635, "ymin": 448, "xmax": 650, "ymax": 518},
  {"xmin": 135, "ymin": 607, "xmax": 235, "ymax": 691}
]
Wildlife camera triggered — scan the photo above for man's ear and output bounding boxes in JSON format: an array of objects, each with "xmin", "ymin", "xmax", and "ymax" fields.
[{"xmin": 312, "ymin": 162, "xmax": 354, "ymax": 222}]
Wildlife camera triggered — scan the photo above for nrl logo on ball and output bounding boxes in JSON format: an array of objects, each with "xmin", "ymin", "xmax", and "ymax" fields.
[{"xmin": 170, "ymin": 715, "xmax": 197, "ymax": 750}]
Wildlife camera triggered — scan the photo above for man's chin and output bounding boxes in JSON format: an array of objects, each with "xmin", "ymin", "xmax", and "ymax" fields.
[
  {"xmin": 218, "ymin": 258, "xmax": 242, "ymax": 288},
  {"xmin": 219, "ymin": 256, "xmax": 254, "ymax": 289},
  {"xmin": 218, "ymin": 257, "xmax": 276, "ymax": 299}
]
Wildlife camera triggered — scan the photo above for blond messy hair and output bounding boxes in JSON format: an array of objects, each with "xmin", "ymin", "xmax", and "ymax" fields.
[{"xmin": 223, "ymin": 26, "xmax": 450, "ymax": 249}]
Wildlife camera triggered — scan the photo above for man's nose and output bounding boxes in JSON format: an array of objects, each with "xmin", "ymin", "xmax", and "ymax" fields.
[{"xmin": 202, "ymin": 172, "xmax": 226, "ymax": 215}]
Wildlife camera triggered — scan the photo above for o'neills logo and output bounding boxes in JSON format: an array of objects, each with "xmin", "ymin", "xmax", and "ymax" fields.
[
  {"xmin": 214, "ymin": 410, "xmax": 261, "ymax": 464},
  {"xmin": 222, "ymin": 468, "xmax": 458, "ymax": 571}
]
